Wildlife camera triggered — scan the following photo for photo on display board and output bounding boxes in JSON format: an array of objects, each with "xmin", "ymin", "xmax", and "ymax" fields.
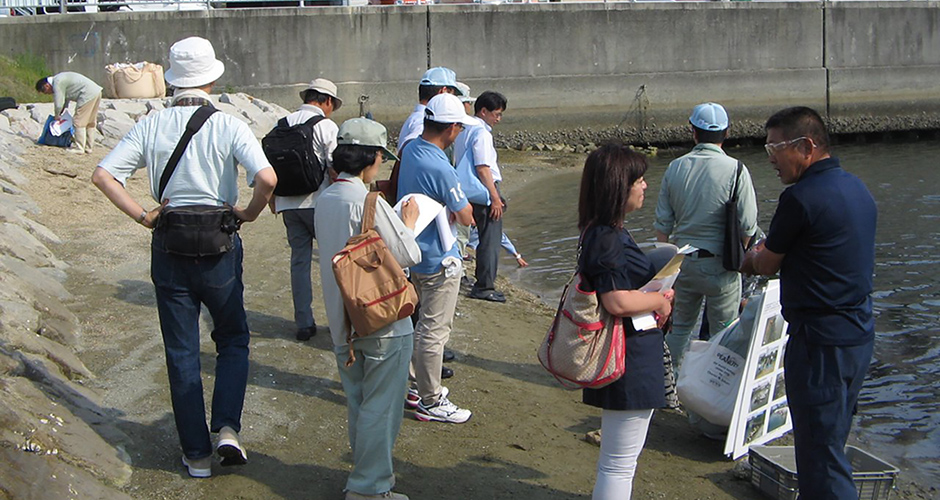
[
  {"xmin": 778, "ymin": 343, "xmax": 786, "ymax": 369},
  {"xmin": 744, "ymin": 411, "xmax": 767, "ymax": 445},
  {"xmin": 756, "ymin": 350, "xmax": 779, "ymax": 379},
  {"xmin": 768, "ymin": 402, "xmax": 789, "ymax": 432},
  {"xmin": 750, "ymin": 380, "xmax": 772, "ymax": 412},
  {"xmin": 761, "ymin": 314, "xmax": 785, "ymax": 346},
  {"xmin": 772, "ymin": 372, "xmax": 786, "ymax": 401}
]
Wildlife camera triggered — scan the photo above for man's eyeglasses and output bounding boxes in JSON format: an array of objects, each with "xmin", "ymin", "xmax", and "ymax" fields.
[{"xmin": 764, "ymin": 136, "xmax": 808, "ymax": 157}]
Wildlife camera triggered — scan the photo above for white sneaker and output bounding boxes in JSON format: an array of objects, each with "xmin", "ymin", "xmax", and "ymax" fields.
[
  {"xmin": 216, "ymin": 426, "xmax": 247, "ymax": 466},
  {"xmin": 346, "ymin": 490, "xmax": 409, "ymax": 500},
  {"xmin": 181, "ymin": 455, "xmax": 211, "ymax": 478},
  {"xmin": 405, "ymin": 385, "xmax": 448, "ymax": 409},
  {"xmin": 415, "ymin": 395, "xmax": 471, "ymax": 424}
]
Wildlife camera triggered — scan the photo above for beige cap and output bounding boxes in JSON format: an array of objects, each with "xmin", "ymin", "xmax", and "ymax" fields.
[{"xmin": 300, "ymin": 78, "xmax": 343, "ymax": 110}]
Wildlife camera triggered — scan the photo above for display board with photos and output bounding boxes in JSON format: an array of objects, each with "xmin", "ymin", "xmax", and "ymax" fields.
[{"xmin": 723, "ymin": 279, "xmax": 792, "ymax": 459}]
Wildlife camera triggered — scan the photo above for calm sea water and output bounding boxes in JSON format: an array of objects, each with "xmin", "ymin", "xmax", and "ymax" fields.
[{"xmin": 500, "ymin": 139, "xmax": 940, "ymax": 486}]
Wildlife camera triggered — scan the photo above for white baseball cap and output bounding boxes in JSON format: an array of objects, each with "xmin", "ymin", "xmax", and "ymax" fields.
[
  {"xmin": 455, "ymin": 81, "xmax": 475, "ymax": 104},
  {"xmin": 424, "ymin": 93, "xmax": 477, "ymax": 126},
  {"xmin": 300, "ymin": 78, "xmax": 343, "ymax": 110},
  {"xmin": 164, "ymin": 37, "xmax": 225, "ymax": 89}
]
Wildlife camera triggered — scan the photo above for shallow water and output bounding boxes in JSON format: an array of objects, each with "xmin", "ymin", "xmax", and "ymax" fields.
[{"xmin": 501, "ymin": 139, "xmax": 940, "ymax": 486}]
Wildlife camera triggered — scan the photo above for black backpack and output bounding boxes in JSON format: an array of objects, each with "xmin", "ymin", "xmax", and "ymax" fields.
[
  {"xmin": 0, "ymin": 97, "xmax": 16, "ymax": 112},
  {"xmin": 262, "ymin": 115, "xmax": 327, "ymax": 197}
]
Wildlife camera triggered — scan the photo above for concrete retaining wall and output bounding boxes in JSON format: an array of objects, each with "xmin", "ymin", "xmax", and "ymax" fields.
[{"xmin": 1, "ymin": 2, "xmax": 938, "ymax": 137}]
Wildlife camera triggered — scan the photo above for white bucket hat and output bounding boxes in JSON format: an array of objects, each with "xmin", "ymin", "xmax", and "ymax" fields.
[
  {"xmin": 299, "ymin": 78, "xmax": 343, "ymax": 110},
  {"xmin": 424, "ymin": 94, "xmax": 477, "ymax": 126},
  {"xmin": 164, "ymin": 37, "xmax": 225, "ymax": 89}
]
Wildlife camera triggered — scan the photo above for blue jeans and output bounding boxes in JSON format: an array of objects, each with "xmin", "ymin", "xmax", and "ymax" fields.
[
  {"xmin": 282, "ymin": 208, "xmax": 317, "ymax": 330},
  {"xmin": 151, "ymin": 232, "xmax": 250, "ymax": 460},
  {"xmin": 334, "ymin": 334, "xmax": 413, "ymax": 495}
]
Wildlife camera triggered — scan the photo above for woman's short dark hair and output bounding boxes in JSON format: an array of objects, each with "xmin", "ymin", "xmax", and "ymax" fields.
[
  {"xmin": 35, "ymin": 77, "xmax": 50, "ymax": 92},
  {"xmin": 578, "ymin": 143, "xmax": 649, "ymax": 230},
  {"xmin": 765, "ymin": 106, "xmax": 830, "ymax": 152},
  {"xmin": 332, "ymin": 145, "xmax": 382, "ymax": 176}
]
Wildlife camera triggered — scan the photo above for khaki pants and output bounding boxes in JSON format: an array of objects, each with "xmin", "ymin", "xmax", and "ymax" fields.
[
  {"xmin": 73, "ymin": 93, "xmax": 101, "ymax": 128},
  {"xmin": 410, "ymin": 267, "xmax": 461, "ymax": 405}
]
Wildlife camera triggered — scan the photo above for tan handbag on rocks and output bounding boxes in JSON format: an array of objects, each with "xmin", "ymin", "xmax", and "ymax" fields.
[{"xmin": 332, "ymin": 192, "xmax": 418, "ymax": 365}]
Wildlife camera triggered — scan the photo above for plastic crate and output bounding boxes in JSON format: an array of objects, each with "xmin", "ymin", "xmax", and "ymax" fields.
[{"xmin": 749, "ymin": 445, "xmax": 899, "ymax": 500}]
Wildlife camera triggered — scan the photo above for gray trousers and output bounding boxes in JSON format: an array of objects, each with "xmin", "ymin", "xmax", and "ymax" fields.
[
  {"xmin": 282, "ymin": 208, "xmax": 317, "ymax": 330},
  {"xmin": 410, "ymin": 267, "xmax": 461, "ymax": 404},
  {"xmin": 470, "ymin": 182, "xmax": 502, "ymax": 293}
]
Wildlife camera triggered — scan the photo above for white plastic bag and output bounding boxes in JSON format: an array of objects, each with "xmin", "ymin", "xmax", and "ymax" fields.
[
  {"xmin": 49, "ymin": 110, "xmax": 73, "ymax": 137},
  {"xmin": 676, "ymin": 292, "xmax": 761, "ymax": 426}
]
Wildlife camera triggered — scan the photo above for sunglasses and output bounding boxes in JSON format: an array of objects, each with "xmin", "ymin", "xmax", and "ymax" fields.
[{"xmin": 764, "ymin": 136, "xmax": 808, "ymax": 157}]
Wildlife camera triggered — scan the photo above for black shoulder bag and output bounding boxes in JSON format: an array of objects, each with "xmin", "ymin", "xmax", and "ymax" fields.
[
  {"xmin": 722, "ymin": 161, "xmax": 745, "ymax": 271},
  {"xmin": 154, "ymin": 106, "xmax": 240, "ymax": 258}
]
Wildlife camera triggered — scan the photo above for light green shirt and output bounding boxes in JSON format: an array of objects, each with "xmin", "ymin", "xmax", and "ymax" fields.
[
  {"xmin": 653, "ymin": 143, "xmax": 758, "ymax": 255},
  {"xmin": 50, "ymin": 72, "xmax": 102, "ymax": 116}
]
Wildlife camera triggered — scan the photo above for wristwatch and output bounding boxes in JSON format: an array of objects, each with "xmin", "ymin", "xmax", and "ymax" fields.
[{"xmin": 136, "ymin": 210, "xmax": 147, "ymax": 224}]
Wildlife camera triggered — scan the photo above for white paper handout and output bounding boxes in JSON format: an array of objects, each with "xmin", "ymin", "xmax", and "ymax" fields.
[
  {"xmin": 50, "ymin": 110, "xmax": 73, "ymax": 137},
  {"xmin": 631, "ymin": 244, "xmax": 696, "ymax": 331},
  {"xmin": 392, "ymin": 193, "xmax": 457, "ymax": 253}
]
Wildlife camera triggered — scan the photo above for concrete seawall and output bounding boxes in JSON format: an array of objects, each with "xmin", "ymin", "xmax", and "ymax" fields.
[{"xmin": 2, "ymin": 2, "xmax": 939, "ymax": 139}]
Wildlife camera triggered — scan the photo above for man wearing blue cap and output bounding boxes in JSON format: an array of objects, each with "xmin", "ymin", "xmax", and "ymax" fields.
[
  {"xmin": 654, "ymin": 102, "xmax": 758, "ymax": 369},
  {"xmin": 397, "ymin": 67, "xmax": 459, "ymax": 154}
]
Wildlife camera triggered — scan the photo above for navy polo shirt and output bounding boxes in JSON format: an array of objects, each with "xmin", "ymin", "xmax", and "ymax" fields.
[{"xmin": 765, "ymin": 157, "xmax": 877, "ymax": 345}]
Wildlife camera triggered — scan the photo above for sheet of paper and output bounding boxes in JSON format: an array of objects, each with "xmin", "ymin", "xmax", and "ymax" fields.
[
  {"xmin": 631, "ymin": 244, "xmax": 697, "ymax": 331},
  {"xmin": 393, "ymin": 193, "xmax": 443, "ymax": 236},
  {"xmin": 50, "ymin": 110, "xmax": 72, "ymax": 137}
]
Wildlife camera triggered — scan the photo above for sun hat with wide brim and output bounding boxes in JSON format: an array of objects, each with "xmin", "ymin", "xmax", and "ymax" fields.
[
  {"xmin": 337, "ymin": 117, "xmax": 398, "ymax": 162},
  {"xmin": 299, "ymin": 78, "xmax": 343, "ymax": 111},
  {"xmin": 164, "ymin": 37, "xmax": 225, "ymax": 89}
]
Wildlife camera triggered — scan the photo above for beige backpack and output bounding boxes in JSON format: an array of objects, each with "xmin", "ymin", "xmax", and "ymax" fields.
[{"xmin": 332, "ymin": 191, "xmax": 418, "ymax": 365}]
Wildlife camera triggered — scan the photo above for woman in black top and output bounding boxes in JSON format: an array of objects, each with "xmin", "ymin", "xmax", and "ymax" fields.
[{"xmin": 577, "ymin": 144, "xmax": 673, "ymax": 500}]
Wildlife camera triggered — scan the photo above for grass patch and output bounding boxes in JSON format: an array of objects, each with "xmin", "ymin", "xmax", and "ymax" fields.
[{"xmin": 0, "ymin": 53, "xmax": 53, "ymax": 105}]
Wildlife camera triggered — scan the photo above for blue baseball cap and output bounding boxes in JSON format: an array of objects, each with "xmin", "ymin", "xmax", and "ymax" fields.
[
  {"xmin": 689, "ymin": 102, "xmax": 729, "ymax": 131},
  {"xmin": 420, "ymin": 67, "xmax": 457, "ymax": 88}
]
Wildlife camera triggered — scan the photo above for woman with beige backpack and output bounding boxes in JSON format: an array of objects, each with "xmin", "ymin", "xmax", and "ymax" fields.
[{"xmin": 314, "ymin": 117, "xmax": 420, "ymax": 500}]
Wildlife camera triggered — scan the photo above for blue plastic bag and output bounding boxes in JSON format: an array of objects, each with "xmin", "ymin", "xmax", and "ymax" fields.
[
  {"xmin": 455, "ymin": 126, "xmax": 491, "ymax": 206},
  {"xmin": 37, "ymin": 115, "xmax": 73, "ymax": 148}
]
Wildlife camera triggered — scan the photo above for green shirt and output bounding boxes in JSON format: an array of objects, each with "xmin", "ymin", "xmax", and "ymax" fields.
[
  {"xmin": 653, "ymin": 143, "xmax": 758, "ymax": 255},
  {"xmin": 51, "ymin": 72, "xmax": 102, "ymax": 117}
]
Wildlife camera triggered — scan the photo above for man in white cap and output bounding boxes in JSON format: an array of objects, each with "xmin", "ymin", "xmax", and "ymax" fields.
[
  {"xmin": 36, "ymin": 71, "xmax": 102, "ymax": 154},
  {"xmin": 270, "ymin": 78, "xmax": 342, "ymax": 342},
  {"xmin": 92, "ymin": 36, "xmax": 277, "ymax": 479},
  {"xmin": 396, "ymin": 93, "xmax": 475, "ymax": 424},
  {"xmin": 653, "ymin": 102, "xmax": 758, "ymax": 369},
  {"xmin": 315, "ymin": 118, "xmax": 420, "ymax": 500},
  {"xmin": 397, "ymin": 66, "xmax": 459, "ymax": 154}
]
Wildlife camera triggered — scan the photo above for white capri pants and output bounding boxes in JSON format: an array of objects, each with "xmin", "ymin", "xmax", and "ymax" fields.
[{"xmin": 592, "ymin": 408, "xmax": 654, "ymax": 500}]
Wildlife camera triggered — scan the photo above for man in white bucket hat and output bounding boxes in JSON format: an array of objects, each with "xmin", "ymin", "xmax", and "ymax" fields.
[
  {"xmin": 270, "ymin": 77, "xmax": 342, "ymax": 343},
  {"xmin": 92, "ymin": 36, "xmax": 277, "ymax": 479}
]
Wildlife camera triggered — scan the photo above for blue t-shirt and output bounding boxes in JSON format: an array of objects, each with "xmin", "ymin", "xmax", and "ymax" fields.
[
  {"xmin": 396, "ymin": 137, "xmax": 470, "ymax": 275},
  {"xmin": 765, "ymin": 157, "xmax": 877, "ymax": 345}
]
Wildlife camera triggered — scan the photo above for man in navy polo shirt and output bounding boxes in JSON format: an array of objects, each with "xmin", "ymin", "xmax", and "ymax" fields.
[{"xmin": 742, "ymin": 107, "xmax": 877, "ymax": 499}]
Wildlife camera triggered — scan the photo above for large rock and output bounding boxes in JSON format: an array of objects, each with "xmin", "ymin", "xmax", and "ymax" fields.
[
  {"xmin": 28, "ymin": 103, "xmax": 54, "ymax": 124},
  {"xmin": 0, "ymin": 255, "xmax": 70, "ymax": 301},
  {"xmin": 0, "ymin": 113, "xmax": 10, "ymax": 133},
  {"xmin": 0, "ymin": 222, "xmax": 67, "ymax": 270},
  {"xmin": 97, "ymin": 109, "xmax": 136, "ymax": 147},
  {"xmin": 101, "ymin": 99, "xmax": 148, "ymax": 120},
  {"xmin": 2, "ymin": 106, "xmax": 31, "ymax": 123}
]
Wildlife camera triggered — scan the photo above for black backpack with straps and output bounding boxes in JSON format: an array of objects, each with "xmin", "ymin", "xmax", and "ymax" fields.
[{"xmin": 261, "ymin": 115, "xmax": 327, "ymax": 197}]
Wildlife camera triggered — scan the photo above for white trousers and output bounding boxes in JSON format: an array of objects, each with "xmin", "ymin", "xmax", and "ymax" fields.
[{"xmin": 592, "ymin": 409, "xmax": 654, "ymax": 500}]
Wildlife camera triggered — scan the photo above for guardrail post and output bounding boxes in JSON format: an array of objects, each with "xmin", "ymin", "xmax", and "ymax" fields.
[{"xmin": 60, "ymin": 0, "xmax": 66, "ymax": 14}]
